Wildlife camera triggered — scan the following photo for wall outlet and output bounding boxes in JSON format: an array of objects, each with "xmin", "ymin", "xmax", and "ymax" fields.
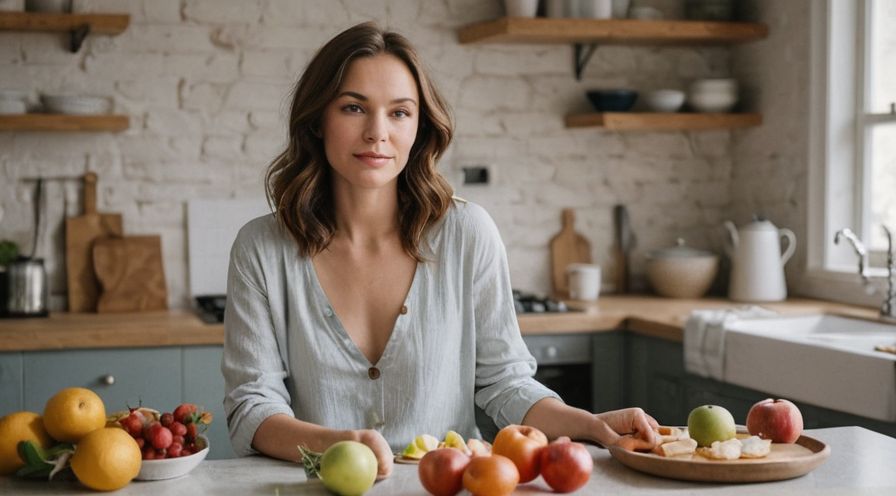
[{"xmin": 462, "ymin": 166, "xmax": 489, "ymax": 185}]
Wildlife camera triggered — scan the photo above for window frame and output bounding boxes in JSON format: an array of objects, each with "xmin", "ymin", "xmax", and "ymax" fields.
[{"xmin": 802, "ymin": 0, "xmax": 890, "ymax": 305}]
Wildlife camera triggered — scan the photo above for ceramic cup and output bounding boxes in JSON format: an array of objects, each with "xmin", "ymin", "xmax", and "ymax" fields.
[
  {"xmin": 504, "ymin": 0, "xmax": 539, "ymax": 17},
  {"xmin": 579, "ymin": 0, "xmax": 612, "ymax": 18},
  {"xmin": 567, "ymin": 263, "xmax": 601, "ymax": 301}
]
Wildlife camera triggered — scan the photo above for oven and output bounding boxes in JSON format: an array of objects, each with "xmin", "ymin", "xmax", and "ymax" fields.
[{"xmin": 524, "ymin": 333, "xmax": 593, "ymax": 412}]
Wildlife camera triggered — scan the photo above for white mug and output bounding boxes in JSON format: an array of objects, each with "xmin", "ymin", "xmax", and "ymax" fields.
[
  {"xmin": 504, "ymin": 0, "xmax": 539, "ymax": 17},
  {"xmin": 567, "ymin": 263, "xmax": 602, "ymax": 301}
]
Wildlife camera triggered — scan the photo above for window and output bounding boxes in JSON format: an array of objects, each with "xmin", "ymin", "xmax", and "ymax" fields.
[
  {"xmin": 864, "ymin": 0, "xmax": 896, "ymax": 250},
  {"xmin": 804, "ymin": 0, "xmax": 895, "ymax": 302}
]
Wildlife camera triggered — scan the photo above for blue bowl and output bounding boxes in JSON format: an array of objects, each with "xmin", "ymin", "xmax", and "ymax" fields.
[{"xmin": 586, "ymin": 90, "xmax": 638, "ymax": 112}]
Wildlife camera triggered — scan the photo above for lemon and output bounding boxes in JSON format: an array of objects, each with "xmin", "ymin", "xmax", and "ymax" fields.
[
  {"xmin": 43, "ymin": 387, "xmax": 106, "ymax": 443},
  {"xmin": 70, "ymin": 427, "xmax": 141, "ymax": 491},
  {"xmin": 0, "ymin": 411, "xmax": 52, "ymax": 475}
]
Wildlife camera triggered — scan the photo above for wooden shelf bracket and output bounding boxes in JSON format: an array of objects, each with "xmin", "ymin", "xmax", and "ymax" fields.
[
  {"xmin": 574, "ymin": 43, "xmax": 598, "ymax": 80},
  {"xmin": 70, "ymin": 23, "xmax": 89, "ymax": 52}
]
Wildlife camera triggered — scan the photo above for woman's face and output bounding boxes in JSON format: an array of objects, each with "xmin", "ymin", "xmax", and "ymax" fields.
[{"xmin": 321, "ymin": 53, "xmax": 420, "ymax": 193}]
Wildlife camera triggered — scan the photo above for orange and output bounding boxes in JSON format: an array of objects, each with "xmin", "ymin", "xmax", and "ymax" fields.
[
  {"xmin": 70, "ymin": 427, "xmax": 141, "ymax": 491},
  {"xmin": 0, "ymin": 411, "xmax": 53, "ymax": 475},
  {"xmin": 42, "ymin": 387, "xmax": 106, "ymax": 443},
  {"xmin": 462, "ymin": 454, "xmax": 519, "ymax": 496}
]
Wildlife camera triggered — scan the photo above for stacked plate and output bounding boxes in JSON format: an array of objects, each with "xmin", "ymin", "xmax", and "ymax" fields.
[
  {"xmin": 40, "ymin": 94, "xmax": 112, "ymax": 115},
  {"xmin": 0, "ymin": 90, "xmax": 28, "ymax": 115}
]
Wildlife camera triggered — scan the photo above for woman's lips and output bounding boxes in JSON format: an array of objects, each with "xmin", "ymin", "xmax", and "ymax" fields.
[{"xmin": 354, "ymin": 153, "xmax": 392, "ymax": 167}]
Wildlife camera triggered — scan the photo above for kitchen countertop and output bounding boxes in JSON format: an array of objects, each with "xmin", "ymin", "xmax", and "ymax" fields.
[
  {"xmin": 1, "ymin": 427, "xmax": 893, "ymax": 494},
  {"xmin": 0, "ymin": 295, "xmax": 879, "ymax": 352}
]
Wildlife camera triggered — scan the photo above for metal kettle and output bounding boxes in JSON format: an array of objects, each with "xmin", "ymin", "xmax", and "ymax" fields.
[
  {"xmin": 1, "ymin": 177, "xmax": 49, "ymax": 318},
  {"xmin": 724, "ymin": 216, "xmax": 796, "ymax": 302},
  {"xmin": 3, "ymin": 257, "xmax": 48, "ymax": 317}
]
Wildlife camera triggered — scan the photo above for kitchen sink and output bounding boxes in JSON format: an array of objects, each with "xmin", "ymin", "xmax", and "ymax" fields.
[{"xmin": 721, "ymin": 314, "xmax": 896, "ymax": 422}]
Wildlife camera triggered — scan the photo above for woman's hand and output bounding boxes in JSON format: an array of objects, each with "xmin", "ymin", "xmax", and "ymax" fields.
[
  {"xmin": 353, "ymin": 429, "xmax": 394, "ymax": 480},
  {"xmin": 593, "ymin": 408, "xmax": 660, "ymax": 451}
]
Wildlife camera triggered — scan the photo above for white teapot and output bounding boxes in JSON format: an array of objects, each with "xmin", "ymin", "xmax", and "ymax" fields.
[{"xmin": 723, "ymin": 217, "xmax": 796, "ymax": 302}]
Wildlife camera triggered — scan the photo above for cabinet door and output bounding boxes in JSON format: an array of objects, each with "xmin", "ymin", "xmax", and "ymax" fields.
[
  {"xmin": 23, "ymin": 348, "xmax": 182, "ymax": 415},
  {"xmin": 627, "ymin": 334, "xmax": 688, "ymax": 425},
  {"xmin": 0, "ymin": 352, "xmax": 23, "ymax": 416},
  {"xmin": 592, "ymin": 331, "xmax": 625, "ymax": 412},
  {"xmin": 182, "ymin": 345, "xmax": 235, "ymax": 460}
]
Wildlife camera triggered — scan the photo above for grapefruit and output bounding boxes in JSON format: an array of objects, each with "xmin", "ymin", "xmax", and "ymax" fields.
[
  {"xmin": 0, "ymin": 411, "xmax": 52, "ymax": 475},
  {"xmin": 43, "ymin": 387, "xmax": 106, "ymax": 443},
  {"xmin": 70, "ymin": 427, "xmax": 141, "ymax": 491}
]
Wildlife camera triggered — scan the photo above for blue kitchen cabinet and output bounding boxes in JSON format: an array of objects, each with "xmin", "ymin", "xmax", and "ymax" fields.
[
  {"xmin": 0, "ymin": 352, "xmax": 23, "ymax": 415},
  {"xmin": 182, "ymin": 345, "xmax": 235, "ymax": 460},
  {"xmin": 23, "ymin": 347, "xmax": 182, "ymax": 415}
]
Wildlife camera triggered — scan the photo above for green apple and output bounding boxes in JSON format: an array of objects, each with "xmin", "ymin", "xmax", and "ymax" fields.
[
  {"xmin": 687, "ymin": 405, "xmax": 736, "ymax": 447},
  {"xmin": 319, "ymin": 441, "xmax": 377, "ymax": 496}
]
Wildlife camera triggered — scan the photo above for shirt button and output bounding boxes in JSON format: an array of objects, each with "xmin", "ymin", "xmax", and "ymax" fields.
[
  {"xmin": 368, "ymin": 367, "xmax": 381, "ymax": 380},
  {"xmin": 400, "ymin": 305, "xmax": 408, "ymax": 315},
  {"xmin": 324, "ymin": 307, "xmax": 333, "ymax": 317}
]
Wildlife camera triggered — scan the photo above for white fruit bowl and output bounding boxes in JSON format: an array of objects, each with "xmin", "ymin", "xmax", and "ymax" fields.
[{"xmin": 135, "ymin": 435, "xmax": 209, "ymax": 481}]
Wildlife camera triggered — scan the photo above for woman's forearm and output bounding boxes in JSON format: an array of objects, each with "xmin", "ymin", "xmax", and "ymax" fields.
[
  {"xmin": 521, "ymin": 398, "xmax": 620, "ymax": 446},
  {"xmin": 252, "ymin": 413, "xmax": 357, "ymax": 462}
]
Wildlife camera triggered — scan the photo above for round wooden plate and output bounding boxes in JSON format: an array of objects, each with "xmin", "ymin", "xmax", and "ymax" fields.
[
  {"xmin": 393, "ymin": 455, "xmax": 420, "ymax": 465},
  {"xmin": 608, "ymin": 431, "xmax": 831, "ymax": 483}
]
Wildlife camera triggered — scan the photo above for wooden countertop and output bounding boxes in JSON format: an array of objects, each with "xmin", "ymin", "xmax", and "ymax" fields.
[{"xmin": 0, "ymin": 296, "xmax": 880, "ymax": 352}]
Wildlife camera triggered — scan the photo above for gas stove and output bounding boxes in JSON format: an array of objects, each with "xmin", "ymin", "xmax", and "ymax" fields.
[{"xmin": 512, "ymin": 290, "xmax": 571, "ymax": 314}]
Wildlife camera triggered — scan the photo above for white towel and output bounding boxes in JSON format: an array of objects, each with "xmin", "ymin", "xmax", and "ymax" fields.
[{"xmin": 684, "ymin": 306, "xmax": 778, "ymax": 381}]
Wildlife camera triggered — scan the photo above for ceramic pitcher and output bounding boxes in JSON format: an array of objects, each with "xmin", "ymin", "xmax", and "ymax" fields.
[{"xmin": 724, "ymin": 217, "xmax": 796, "ymax": 302}]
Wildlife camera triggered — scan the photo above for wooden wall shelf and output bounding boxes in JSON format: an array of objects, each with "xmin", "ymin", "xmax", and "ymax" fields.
[
  {"xmin": 0, "ymin": 11, "xmax": 130, "ymax": 51},
  {"xmin": 458, "ymin": 17, "xmax": 769, "ymax": 45},
  {"xmin": 564, "ymin": 112, "xmax": 762, "ymax": 131},
  {"xmin": 0, "ymin": 114, "xmax": 129, "ymax": 132}
]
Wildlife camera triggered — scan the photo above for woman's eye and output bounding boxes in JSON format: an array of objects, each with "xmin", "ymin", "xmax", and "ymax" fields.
[
  {"xmin": 393, "ymin": 109, "xmax": 411, "ymax": 118},
  {"xmin": 342, "ymin": 103, "xmax": 363, "ymax": 113}
]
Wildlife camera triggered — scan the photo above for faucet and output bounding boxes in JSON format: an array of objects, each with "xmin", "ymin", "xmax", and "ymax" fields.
[{"xmin": 834, "ymin": 226, "xmax": 896, "ymax": 319}]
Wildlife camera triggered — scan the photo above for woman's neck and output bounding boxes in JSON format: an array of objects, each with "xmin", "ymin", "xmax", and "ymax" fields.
[{"xmin": 332, "ymin": 182, "xmax": 400, "ymax": 247}]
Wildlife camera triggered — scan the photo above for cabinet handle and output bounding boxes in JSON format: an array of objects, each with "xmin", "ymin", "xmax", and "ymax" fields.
[
  {"xmin": 101, "ymin": 374, "xmax": 115, "ymax": 386},
  {"xmin": 545, "ymin": 346, "xmax": 558, "ymax": 359}
]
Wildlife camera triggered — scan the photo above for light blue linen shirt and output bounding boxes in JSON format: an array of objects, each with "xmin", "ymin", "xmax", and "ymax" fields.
[{"xmin": 221, "ymin": 199, "xmax": 560, "ymax": 456}]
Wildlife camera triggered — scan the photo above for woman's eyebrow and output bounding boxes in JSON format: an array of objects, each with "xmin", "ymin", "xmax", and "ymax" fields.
[{"xmin": 337, "ymin": 91, "xmax": 418, "ymax": 106}]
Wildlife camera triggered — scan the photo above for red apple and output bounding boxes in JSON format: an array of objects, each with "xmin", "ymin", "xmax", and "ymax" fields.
[
  {"xmin": 539, "ymin": 437, "xmax": 592, "ymax": 493},
  {"xmin": 746, "ymin": 398, "xmax": 803, "ymax": 443},
  {"xmin": 418, "ymin": 448, "xmax": 470, "ymax": 496}
]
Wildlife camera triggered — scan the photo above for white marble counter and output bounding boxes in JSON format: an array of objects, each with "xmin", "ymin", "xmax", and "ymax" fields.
[{"xmin": 2, "ymin": 427, "xmax": 895, "ymax": 495}]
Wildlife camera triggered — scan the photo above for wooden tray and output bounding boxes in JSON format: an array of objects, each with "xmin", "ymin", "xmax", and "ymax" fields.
[{"xmin": 608, "ymin": 432, "xmax": 830, "ymax": 483}]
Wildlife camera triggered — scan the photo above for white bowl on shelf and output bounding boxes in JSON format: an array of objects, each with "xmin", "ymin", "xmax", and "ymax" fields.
[
  {"xmin": 644, "ymin": 89, "xmax": 685, "ymax": 112},
  {"xmin": 0, "ymin": 99, "xmax": 26, "ymax": 114},
  {"xmin": 688, "ymin": 78, "xmax": 738, "ymax": 112},
  {"xmin": 40, "ymin": 94, "xmax": 112, "ymax": 115},
  {"xmin": 135, "ymin": 435, "xmax": 209, "ymax": 481}
]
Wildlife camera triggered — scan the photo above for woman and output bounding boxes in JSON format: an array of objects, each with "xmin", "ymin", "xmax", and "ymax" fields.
[{"xmin": 222, "ymin": 22, "xmax": 658, "ymax": 479}]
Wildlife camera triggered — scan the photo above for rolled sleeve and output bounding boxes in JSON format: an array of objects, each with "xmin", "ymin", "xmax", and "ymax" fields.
[
  {"xmin": 221, "ymin": 235, "xmax": 295, "ymax": 457},
  {"xmin": 465, "ymin": 205, "xmax": 561, "ymax": 428}
]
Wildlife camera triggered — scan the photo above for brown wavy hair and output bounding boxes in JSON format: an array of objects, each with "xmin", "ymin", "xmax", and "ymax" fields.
[{"xmin": 265, "ymin": 22, "xmax": 454, "ymax": 261}]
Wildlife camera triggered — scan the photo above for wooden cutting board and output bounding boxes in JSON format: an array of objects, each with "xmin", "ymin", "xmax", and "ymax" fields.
[
  {"xmin": 93, "ymin": 235, "xmax": 168, "ymax": 313},
  {"xmin": 65, "ymin": 172, "xmax": 123, "ymax": 312},
  {"xmin": 549, "ymin": 208, "xmax": 592, "ymax": 298}
]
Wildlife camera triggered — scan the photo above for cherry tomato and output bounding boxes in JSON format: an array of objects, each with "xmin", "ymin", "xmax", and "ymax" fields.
[
  {"xmin": 491, "ymin": 424, "xmax": 548, "ymax": 483},
  {"xmin": 462, "ymin": 454, "xmax": 519, "ymax": 496}
]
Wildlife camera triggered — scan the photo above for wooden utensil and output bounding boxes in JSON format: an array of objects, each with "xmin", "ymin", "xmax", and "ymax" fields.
[
  {"xmin": 613, "ymin": 204, "xmax": 634, "ymax": 293},
  {"xmin": 65, "ymin": 172, "xmax": 123, "ymax": 312},
  {"xmin": 550, "ymin": 208, "xmax": 592, "ymax": 298},
  {"xmin": 93, "ymin": 235, "xmax": 167, "ymax": 312}
]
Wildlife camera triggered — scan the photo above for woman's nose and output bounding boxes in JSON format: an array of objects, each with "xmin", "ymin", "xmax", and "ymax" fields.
[{"xmin": 363, "ymin": 114, "xmax": 387, "ymax": 143}]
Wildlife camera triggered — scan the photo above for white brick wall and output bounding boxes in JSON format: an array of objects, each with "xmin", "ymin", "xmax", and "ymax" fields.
[{"xmin": 0, "ymin": 0, "xmax": 805, "ymax": 309}]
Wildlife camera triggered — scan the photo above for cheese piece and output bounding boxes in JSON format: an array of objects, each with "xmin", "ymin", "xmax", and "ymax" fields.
[
  {"xmin": 656, "ymin": 438, "xmax": 698, "ymax": 457},
  {"xmin": 740, "ymin": 435, "xmax": 772, "ymax": 458},
  {"xmin": 656, "ymin": 426, "xmax": 684, "ymax": 444},
  {"xmin": 704, "ymin": 439, "xmax": 742, "ymax": 460}
]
